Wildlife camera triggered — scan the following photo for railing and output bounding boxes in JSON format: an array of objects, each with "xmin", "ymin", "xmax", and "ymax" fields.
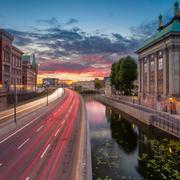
[{"xmin": 98, "ymin": 94, "xmax": 180, "ymax": 138}]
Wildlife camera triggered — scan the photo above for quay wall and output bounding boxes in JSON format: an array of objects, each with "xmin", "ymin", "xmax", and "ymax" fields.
[{"xmin": 96, "ymin": 95, "xmax": 180, "ymax": 138}]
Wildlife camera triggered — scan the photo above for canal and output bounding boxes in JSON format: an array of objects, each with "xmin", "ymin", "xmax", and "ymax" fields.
[{"xmin": 84, "ymin": 96, "xmax": 180, "ymax": 180}]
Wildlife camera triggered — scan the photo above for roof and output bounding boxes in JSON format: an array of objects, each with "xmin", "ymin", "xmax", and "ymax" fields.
[
  {"xmin": 137, "ymin": 21, "xmax": 180, "ymax": 53},
  {"xmin": 22, "ymin": 54, "xmax": 31, "ymax": 62},
  {"xmin": 0, "ymin": 29, "xmax": 14, "ymax": 41},
  {"xmin": 12, "ymin": 45, "xmax": 24, "ymax": 55}
]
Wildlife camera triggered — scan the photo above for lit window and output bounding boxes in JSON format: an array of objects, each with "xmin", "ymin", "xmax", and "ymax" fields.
[{"xmin": 158, "ymin": 58, "xmax": 163, "ymax": 70}]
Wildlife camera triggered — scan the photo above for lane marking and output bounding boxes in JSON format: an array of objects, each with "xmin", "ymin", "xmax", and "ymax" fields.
[
  {"xmin": 36, "ymin": 125, "xmax": 44, "ymax": 132},
  {"xmin": 17, "ymin": 138, "xmax": 30, "ymax": 150},
  {"xmin": 41, "ymin": 144, "xmax": 50, "ymax": 158},
  {"xmin": 54, "ymin": 129, "xmax": 60, "ymax": 137},
  {"xmin": 0, "ymin": 112, "xmax": 48, "ymax": 144}
]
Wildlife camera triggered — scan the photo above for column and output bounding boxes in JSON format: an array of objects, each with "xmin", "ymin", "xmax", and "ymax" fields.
[
  {"xmin": 141, "ymin": 60, "xmax": 144, "ymax": 94},
  {"xmin": 154, "ymin": 56, "xmax": 158, "ymax": 95},
  {"xmin": 147, "ymin": 57, "xmax": 150, "ymax": 93},
  {"xmin": 138, "ymin": 60, "xmax": 141, "ymax": 94},
  {"xmin": 163, "ymin": 49, "xmax": 167, "ymax": 96}
]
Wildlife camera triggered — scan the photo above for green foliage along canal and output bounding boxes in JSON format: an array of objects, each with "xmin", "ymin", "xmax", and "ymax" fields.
[{"xmin": 84, "ymin": 96, "xmax": 180, "ymax": 180}]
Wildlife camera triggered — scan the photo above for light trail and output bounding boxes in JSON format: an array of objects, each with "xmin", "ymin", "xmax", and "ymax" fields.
[
  {"xmin": 0, "ymin": 90, "xmax": 73, "ymax": 179},
  {"xmin": 0, "ymin": 88, "xmax": 64, "ymax": 120},
  {"xmin": 40, "ymin": 97, "xmax": 79, "ymax": 179},
  {"xmin": 20, "ymin": 92, "xmax": 77, "ymax": 179}
]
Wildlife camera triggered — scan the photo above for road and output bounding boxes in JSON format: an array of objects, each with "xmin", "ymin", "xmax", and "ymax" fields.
[
  {"xmin": 0, "ymin": 89, "xmax": 83, "ymax": 180},
  {"xmin": 0, "ymin": 88, "xmax": 64, "ymax": 121}
]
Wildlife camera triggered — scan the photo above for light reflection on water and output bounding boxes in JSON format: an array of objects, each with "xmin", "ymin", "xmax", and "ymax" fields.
[{"xmin": 85, "ymin": 96, "xmax": 179, "ymax": 180}]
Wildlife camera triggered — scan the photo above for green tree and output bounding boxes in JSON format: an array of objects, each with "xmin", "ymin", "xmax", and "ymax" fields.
[
  {"xmin": 110, "ymin": 56, "xmax": 137, "ymax": 95},
  {"xmin": 95, "ymin": 79, "xmax": 102, "ymax": 89}
]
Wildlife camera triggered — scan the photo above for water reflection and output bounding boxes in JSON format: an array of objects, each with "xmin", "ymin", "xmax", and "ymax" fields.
[
  {"xmin": 85, "ymin": 97, "xmax": 180, "ymax": 180},
  {"xmin": 110, "ymin": 110, "xmax": 138, "ymax": 153}
]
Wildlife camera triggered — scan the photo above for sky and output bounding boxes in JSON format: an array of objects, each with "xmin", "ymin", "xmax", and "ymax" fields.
[{"xmin": 0, "ymin": 0, "xmax": 176, "ymax": 82}]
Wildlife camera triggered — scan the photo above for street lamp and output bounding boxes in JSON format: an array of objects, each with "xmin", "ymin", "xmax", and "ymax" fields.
[
  {"xmin": 43, "ymin": 80, "xmax": 50, "ymax": 106},
  {"xmin": 169, "ymin": 97, "xmax": 173, "ymax": 114}
]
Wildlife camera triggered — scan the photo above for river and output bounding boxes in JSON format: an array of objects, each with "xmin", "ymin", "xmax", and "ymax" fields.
[{"xmin": 84, "ymin": 95, "xmax": 180, "ymax": 180}]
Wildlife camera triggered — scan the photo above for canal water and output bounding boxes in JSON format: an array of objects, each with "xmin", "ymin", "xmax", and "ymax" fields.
[{"xmin": 84, "ymin": 96, "xmax": 180, "ymax": 180}]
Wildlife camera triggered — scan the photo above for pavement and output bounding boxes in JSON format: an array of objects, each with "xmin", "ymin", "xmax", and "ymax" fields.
[{"xmin": 0, "ymin": 88, "xmax": 85, "ymax": 180}]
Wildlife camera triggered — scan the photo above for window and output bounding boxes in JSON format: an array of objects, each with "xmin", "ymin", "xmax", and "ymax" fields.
[
  {"xmin": 3, "ymin": 47, "xmax": 10, "ymax": 62},
  {"xmin": 144, "ymin": 62, "xmax": 147, "ymax": 73},
  {"xmin": 159, "ymin": 51, "xmax": 163, "ymax": 57},
  {"xmin": 150, "ymin": 61, "xmax": 155, "ymax": 71},
  {"xmin": 158, "ymin": 58, "xmax": 163, "ymax": 70}
]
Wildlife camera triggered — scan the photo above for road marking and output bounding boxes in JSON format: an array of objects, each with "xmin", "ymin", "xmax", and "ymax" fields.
[
  {"xmin": 36, "ymin": 125, "xmax": 44, "ymax": 132},
  {"xmin": 17, "ymin": 138, "xmax": 30, "ymax": 150},
  {"xmin": 41, "ymin": 144, "xmax": 50, "ymax": 158},
  {"xmin": 0, "ymin": 163, "xmax": 3, "ymax": 167},
  {"xmin": 25, "ymin": 177, "xmax": 30, "ymax": 180},
  {"xmin": 0, "ymin": 112, "xmax": 45, "ymax": 144},
  {"xmin": 54, "ymin": 129, "xmax": 60, "ymax": 137}
]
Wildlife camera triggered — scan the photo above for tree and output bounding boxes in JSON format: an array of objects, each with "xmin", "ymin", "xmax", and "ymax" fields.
[
  {"xmin": 95, "ymin": 79, "xmax": 102, "ymax": 89},
  {"xmin": 110, "ymin": 56, "xmax": 137, "ymax": 95}
]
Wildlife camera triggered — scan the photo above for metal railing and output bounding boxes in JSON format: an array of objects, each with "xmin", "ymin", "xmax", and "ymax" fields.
[{"xmin": 98, "ymin": 94, "xmax": 180, "ymax": 138}]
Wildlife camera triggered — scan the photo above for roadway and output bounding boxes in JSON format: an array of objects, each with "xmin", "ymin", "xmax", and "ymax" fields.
[
  {"xmin": 0, "ymin": 88, "xmax": 64, "ymax": 121},
  {"xmin": 0, "ymin": 89, "xmax": 83, "ymax": 180}
]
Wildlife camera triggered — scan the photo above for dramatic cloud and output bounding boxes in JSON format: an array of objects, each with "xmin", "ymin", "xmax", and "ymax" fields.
[
  {"xmin": 65, "ymin": 18, "xmax": 79, "ymax": 25},
  {"xmin": 131, "ymin": 10, "xmax": 172, "ymax": 39},
  {"xmin": 37, "ymin": 17, "xmax": 61, "ymax": 27},
  {"xmin": 8, "ymin": 12, "xmax": 174, "ymax": 81}
]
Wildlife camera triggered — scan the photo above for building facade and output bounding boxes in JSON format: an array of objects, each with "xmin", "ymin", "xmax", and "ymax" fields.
[
  {"xmin": 22, "ymin": 54, "xmax": 37, "ymax": 92},
  {"xmin": 72, "ymin": 80, "xmax": 95, "ymax": 90},
  {"xmin": 0, "ymin": 29, "xmax": 23, "ymax": 92},
  {"xmin": 42, "ymin": 78, "xmax": 59, "ymax": 88},
  {"xmin": 137, "ymin": 2, "xmax": 180, "ymax": 110}
]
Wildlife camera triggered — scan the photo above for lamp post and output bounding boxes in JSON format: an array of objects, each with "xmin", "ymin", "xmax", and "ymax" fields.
[
  {"xmin": 46, "ymin": 85, "xmax": 48, "ymax": 106},
  {"xmin": 169, "ymin": 97, "xmax": 173, "ymax": 114},
  {"xmin": 44, "ymin": 79, "xmax": 49, "ymax": 106}
]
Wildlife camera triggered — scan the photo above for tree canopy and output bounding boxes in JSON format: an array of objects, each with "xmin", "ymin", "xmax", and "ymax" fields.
[
  {"xmin": 95, "ymin": 79, "xmax": 103, "ymax": 89},
  {"xmin": 110, "ymin": 56, "xmax": 137, "ymax": 95}
]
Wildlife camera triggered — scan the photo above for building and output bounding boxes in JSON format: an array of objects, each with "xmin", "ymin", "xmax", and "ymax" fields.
[
  {"xmin": 42, "ymin": 78, "xmax": 59, "ymax": 88},
  {"xmin": 0, "ymin": 29, "xmax": 23, "ymax": 93},
  {"xmin": 22, "ymin": 54, "xmax": 37, "ymax": 92},
  {"xmin": 136, "ymin": 2, "xmax": 180, "ymax": 110},
  {"xmin": 72, "ymin": 80, "xmax": 95, "ymax": 90},
  {"xmin": 104, "ymin": 77, "xmax": 112, "ymax": 96}
]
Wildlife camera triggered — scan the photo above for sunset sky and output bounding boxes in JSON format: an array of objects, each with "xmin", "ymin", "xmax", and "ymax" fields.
[{"xmin": 0, "ymin": 0, "xmax": 174, "ymax": 82}]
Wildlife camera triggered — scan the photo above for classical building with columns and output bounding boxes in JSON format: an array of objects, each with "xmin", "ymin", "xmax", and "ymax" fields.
[{"xmin": 137, "ymin": 2, "xmax": 180, "ymax": 110}]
